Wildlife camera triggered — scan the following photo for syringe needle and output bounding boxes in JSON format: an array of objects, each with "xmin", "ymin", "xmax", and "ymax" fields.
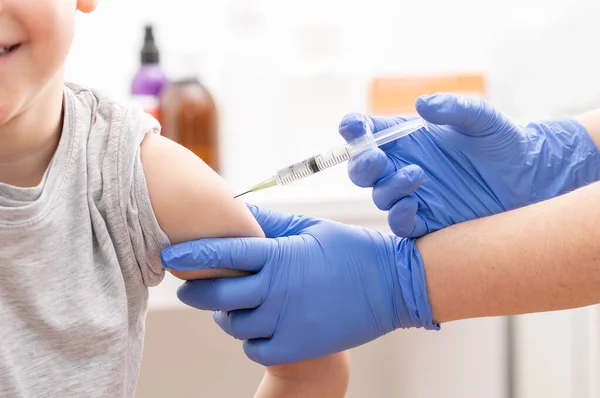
[
  {"xmin": 233, "ymin": 177, "xmax": 278, "ymax": 199},
  {"xmin": 233, "ymin": 190, "xmax": 252, "ymax": 199}
]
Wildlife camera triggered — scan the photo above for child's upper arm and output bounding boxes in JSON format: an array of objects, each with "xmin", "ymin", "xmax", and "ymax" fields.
[
  {"xmin": 139, "ymin": 132, "xmax": 264, "ymax": 280},
  {"xmin": 139, "ymin": 132, "xmax": 351, "ymax": 396}
]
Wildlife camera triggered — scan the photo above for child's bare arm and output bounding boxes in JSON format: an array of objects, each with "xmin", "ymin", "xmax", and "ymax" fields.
[
  {"xmin": 255, "ymin": 352, "xmax": 350, "ymax": 398},
  {"xmin": 140, "ymin": 131, "xmax": 260, "ymax": 280},
  {"xmin": 140, "ymin": 133, "xmax": 350, "ymax": 397}
]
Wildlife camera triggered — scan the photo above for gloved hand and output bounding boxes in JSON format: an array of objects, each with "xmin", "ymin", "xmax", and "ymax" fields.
[
  {"xmin": 161, "ymin": 204, "xmax": 438, "ymax": 366},
  {"xmin": 340, "ymin": 93, "xmax": 600, "ymax": 237}
]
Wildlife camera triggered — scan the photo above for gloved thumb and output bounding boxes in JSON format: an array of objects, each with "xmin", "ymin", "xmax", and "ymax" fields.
[
  {"xmin": 246, "ymin": 204, "xmax": 318, "ymax": 239},
  {"xmin": 415, "ymin": 93, "xmax": 514, "ymax": 137},
  {"xmin": 161, "ymin": 237, "xmax": 273, "ymax": 272}
]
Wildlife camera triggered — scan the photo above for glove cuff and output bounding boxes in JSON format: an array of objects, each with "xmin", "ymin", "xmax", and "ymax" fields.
[
  {"xmin": 393, "ymin": 237, "xmax": 440, "ymax": 331},
  {"xmin": 526, "ymin": 117, "xmax": 600, "ymax": 194}
]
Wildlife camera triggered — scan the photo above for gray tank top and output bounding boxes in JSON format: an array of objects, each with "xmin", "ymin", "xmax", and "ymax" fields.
[{"xmin": 0, "ymin": 84, "xmax": 170, "ymax": 397}]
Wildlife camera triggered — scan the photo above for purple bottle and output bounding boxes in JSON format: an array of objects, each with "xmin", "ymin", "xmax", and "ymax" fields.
[{"xmin": 131, "ymin": 25, "xmax": 168, "ymax": 121}]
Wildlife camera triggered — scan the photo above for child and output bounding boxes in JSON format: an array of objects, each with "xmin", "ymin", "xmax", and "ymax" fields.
[{"xmin": 0, "ymin": 0, "xmax": 350, "ymax": 397}]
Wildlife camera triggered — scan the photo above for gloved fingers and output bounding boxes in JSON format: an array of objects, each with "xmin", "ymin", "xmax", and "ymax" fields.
[
  {"xmin": 347, "ymin": 148, "xmax": 396, "ymax": 187},
  {"xmin": 246, "ymin": 204, "xmax": 318, "ymax": 238},
  {"xmin": 372, "ymin": 165, "xmax": 424, "ymax": 210},
  {"xmin": 338, "ymin": 112, "xmax": 367, "ymax": 141},
  {"xmin": 387, "ymin": 196, "xmax": 428, "ymax": 237},
  {"xmin": 177, "ymin": 275, "xmax": 266, "ymax": 311},
  {"xmin": 416, "ymin": 93, "xmax": 512, "ymax": 137},
  {"xmin": 213, "ymin": 309, "xmax": 274, "ymax": 341},
  {"xmin": 161, "ymin": 237, "xmax": 274, "ymax": 273},
  {"xmin": 339, "ymin": 112, "xmax": 414, "ymax": 143}
]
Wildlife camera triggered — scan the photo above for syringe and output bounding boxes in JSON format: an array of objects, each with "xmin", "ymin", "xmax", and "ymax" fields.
[{"xmin": 234, "ymin": 118, "xmax": 427, "ymax": 198}]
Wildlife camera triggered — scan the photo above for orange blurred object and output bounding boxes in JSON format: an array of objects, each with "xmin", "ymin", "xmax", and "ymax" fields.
[{"xmin": 369, "ymin": 74, "xmax": 487, "ymax": 116}]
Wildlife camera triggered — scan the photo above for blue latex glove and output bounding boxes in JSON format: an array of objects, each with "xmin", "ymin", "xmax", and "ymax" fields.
[
  {"xmin": 161, "ymin": 204, "xmax": 438, "ymax": 366},
  {"xmin": 339, "ymin": 93, "xmax": 600, "ymax": 237}
]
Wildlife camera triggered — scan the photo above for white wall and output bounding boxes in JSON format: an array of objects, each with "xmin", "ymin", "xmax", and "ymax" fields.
[
  {"xmin": 66, "ymin": 0, "xmax": 573, "ymax": 98},
  {"xmin": 65, "ymin": 0, "xmax": 585, "ymax": 194}
]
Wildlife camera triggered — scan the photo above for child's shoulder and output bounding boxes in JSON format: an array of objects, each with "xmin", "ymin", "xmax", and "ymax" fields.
[
  {"xmin": 66, "ymin": 82, "xmax": 130, "ymax": 109},
  {"xmin": 64, "ymin": 82, "xmax": 161, "ymax": 177},
  {"xmin": 60, "ymin": 82, "xmax": 168, "ymax": 286},
  {"xmin": 65, "ymin": 82, "xmax": 159, "ymax": 137}
]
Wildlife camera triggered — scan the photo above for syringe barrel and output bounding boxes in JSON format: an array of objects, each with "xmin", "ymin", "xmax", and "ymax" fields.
[
  {"xmin": 274, "ymin": 144, "xmax": 352, "ymax": 186},
  {"xmin": 273, "ymin": 119, "xmax": 425, "ymax": 187},
  {"xmin": 274, "ymin": 158, "xmax": 316, "ymax": 185}
]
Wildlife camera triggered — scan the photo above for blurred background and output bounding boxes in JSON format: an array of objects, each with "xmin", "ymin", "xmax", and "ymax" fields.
[{"xmin": 66, "ymin": 0, "xmax": 600, "ymax": 396}]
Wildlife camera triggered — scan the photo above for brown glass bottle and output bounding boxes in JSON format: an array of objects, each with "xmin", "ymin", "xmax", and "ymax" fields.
[{"xmin": 159, "ymin": 77, "xmax": 219, "ymax": 172}]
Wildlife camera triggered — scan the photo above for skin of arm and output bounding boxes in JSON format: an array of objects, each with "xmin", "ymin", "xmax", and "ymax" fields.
[
  {"xmin": 420, "ymin": 109, "xmax": 600, "ymax": 323},
  {"xmin": 576, "ymin": 109, "xmax": 600, "ymax": 150},
  {"xmin": 418, "ymin": 179, "xmax": 600, "ymax": 324},
  {"xmin": 140, "ymin": 133, "xmax": 349, "ymax": 398}
]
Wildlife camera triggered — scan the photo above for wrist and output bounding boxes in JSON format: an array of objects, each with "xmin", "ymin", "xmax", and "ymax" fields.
[
  {"xmin": 574, "ymin": 108, "xmax": 600, "ymax": 152},
  {"xmin": 390, "ymin": 236, "xmax": 439, "ymax": 331},
  {"xmin": 265, "ymin": 351, "xmax": 350, "ymax": 381},
  {"xmin": 260, "ymin": 352, "xmax": 350, "ymax": 398},
  {"xmin": 526, "ymin": 118, "xmax": 600, "ymax": 193}
]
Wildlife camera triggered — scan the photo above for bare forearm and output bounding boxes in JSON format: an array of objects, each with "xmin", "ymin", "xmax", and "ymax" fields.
[
  {"xmin": 418, "ymin": 181, "xmax": 600, "ymax": 323},
  {"xmin": 255, "ymin": 352, "xmax": 350, "ymax": 398},
  {"xmin": 575, "ymin": 108, "xmax": 600, "ymax": 150}
]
